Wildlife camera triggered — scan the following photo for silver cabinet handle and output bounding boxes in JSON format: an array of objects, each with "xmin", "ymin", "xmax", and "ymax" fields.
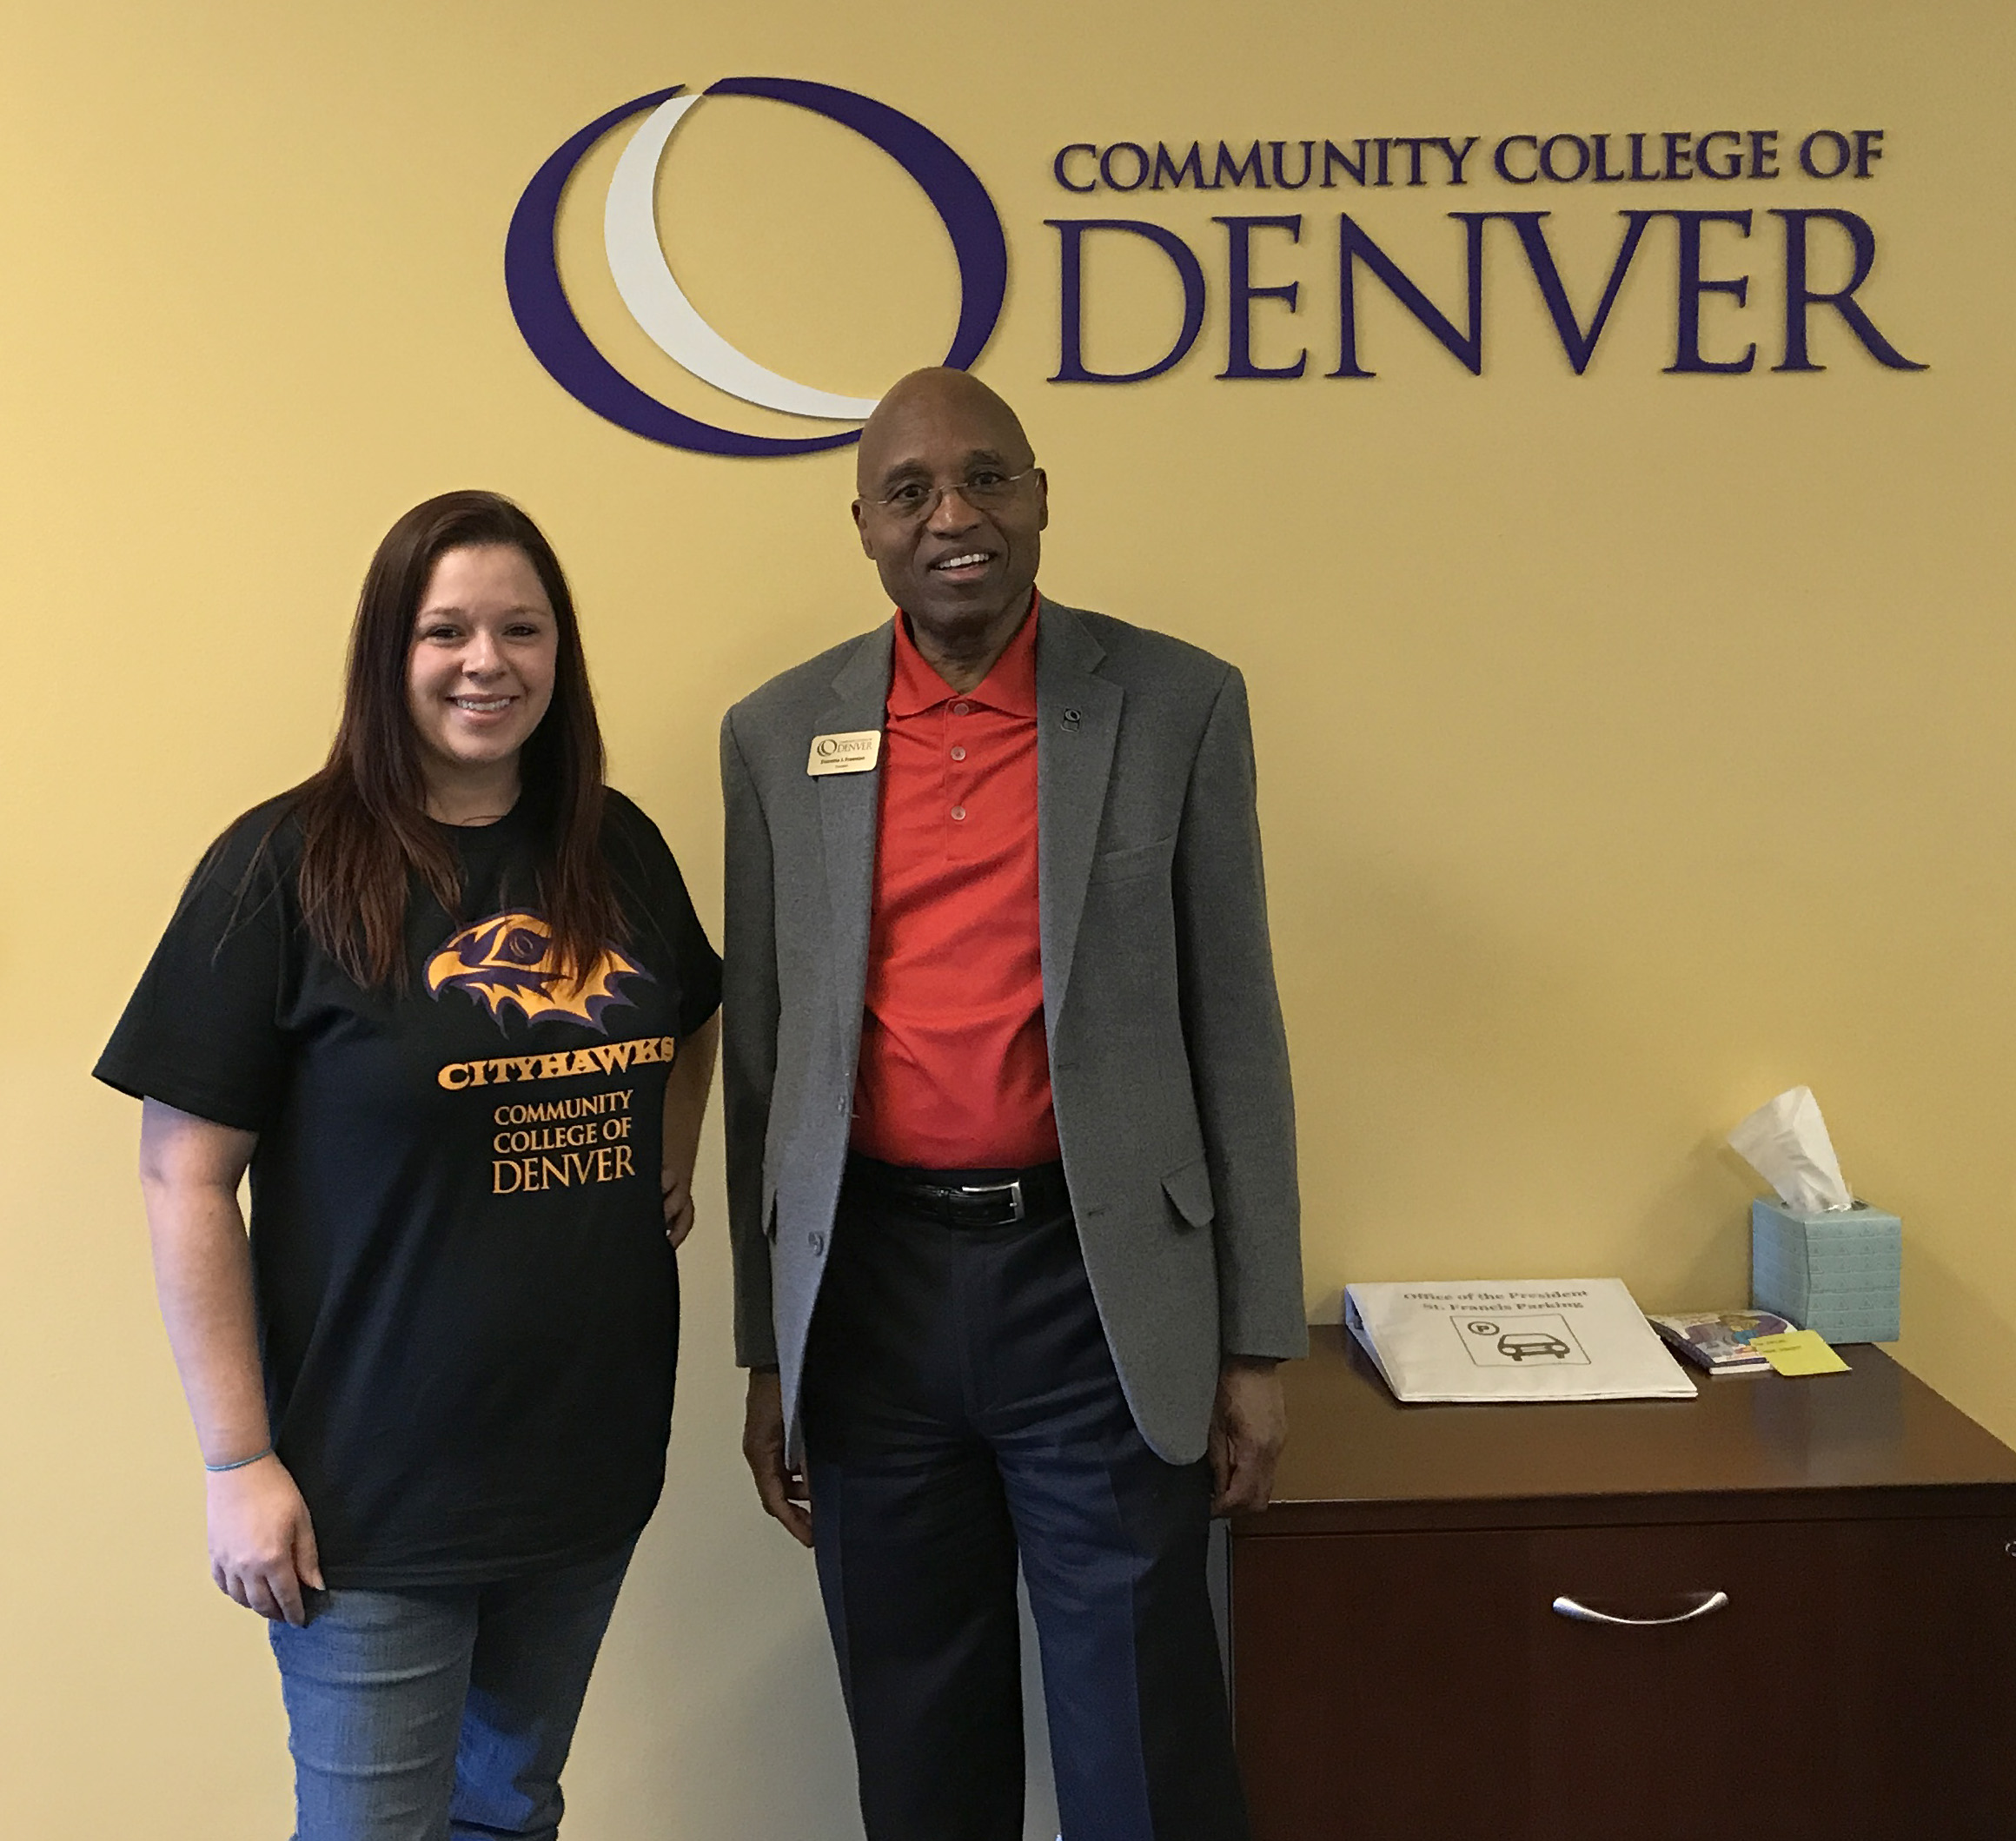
[{"xmin": 1551, "ymin": 1590, "xmax": 1729, "ymax": 1627}]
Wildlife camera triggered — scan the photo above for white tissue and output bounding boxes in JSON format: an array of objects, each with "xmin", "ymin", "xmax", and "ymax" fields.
[{"xmin": 1728, "ymin": 1086, "xmax": 1854, "ymax": 1214}]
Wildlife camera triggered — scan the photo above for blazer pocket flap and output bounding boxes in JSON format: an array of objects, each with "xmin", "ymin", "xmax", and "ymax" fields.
[
  {"xmin": 1161, "ymin": 1156, "xmax": 1217, "ymax": 1229},
  {"xmin": 1088, "ymin": 833, "xmax": 1177, "ymax": 885}
]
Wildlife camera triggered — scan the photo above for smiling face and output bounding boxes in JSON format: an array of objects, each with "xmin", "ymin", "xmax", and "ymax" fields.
[
  {"xmin": 404, "ymin": 543, "xmax": 558, "ymax": 819},
  {"xmin": 852, "ymin": 369, "xmax": 1048, "ymax": 659}
]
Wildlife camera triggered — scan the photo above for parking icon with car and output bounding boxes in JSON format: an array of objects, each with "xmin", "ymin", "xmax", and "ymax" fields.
[{"xmin": 1455, "ymin": 1313, "xmax": 1591, "ymax": 1368}]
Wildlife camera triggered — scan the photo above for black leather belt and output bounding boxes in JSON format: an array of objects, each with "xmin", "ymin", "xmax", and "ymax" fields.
[{"xmin": 844, "ymin": 1156, "xmax": 1071, "ymax": 1228}]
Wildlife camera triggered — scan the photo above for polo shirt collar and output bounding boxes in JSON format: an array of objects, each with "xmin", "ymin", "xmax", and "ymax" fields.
[{"xmin": 887, "ymin": 591, "xmax": 1039, "ymax": 718}]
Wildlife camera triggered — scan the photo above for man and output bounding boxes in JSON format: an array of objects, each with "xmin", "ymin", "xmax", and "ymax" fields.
[{"xmin": 720, "ymin": 367, "xmax": 1303, "ymax": 1841}]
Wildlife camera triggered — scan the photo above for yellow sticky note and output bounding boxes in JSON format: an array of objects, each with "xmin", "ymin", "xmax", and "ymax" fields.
[{"xmin": 1748, "ymin": 1329, "xmax": 1851, "ymax": 1376}]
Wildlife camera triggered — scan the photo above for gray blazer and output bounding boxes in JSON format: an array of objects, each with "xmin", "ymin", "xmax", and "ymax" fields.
[{"xmin": 720, "ymin": 598, "xmax": 1305, "ymax": 1464}]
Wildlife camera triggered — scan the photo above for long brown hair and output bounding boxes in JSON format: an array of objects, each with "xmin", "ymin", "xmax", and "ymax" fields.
[{"xmin": 287, "ymin": 491, "xmax": 621, "ymax": 988}]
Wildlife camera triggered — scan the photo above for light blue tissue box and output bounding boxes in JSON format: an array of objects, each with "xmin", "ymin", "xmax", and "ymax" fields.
[{"xmin": 1749, "ymin": 1197, "xmax": 1901, "ymax": 1343}]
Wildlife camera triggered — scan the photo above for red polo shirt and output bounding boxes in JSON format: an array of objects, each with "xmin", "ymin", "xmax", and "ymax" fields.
[{"xmin": 850, "ymin": 599, "xmax": 1060, "ymax": 1170}]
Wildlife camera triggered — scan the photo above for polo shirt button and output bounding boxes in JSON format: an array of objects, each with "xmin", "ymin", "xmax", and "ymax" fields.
[
  {"xmin": 950, "ymin": 745, "xmax": 966, "ymax": 762},
  {"xmin": 809, "ymin": 1231, "xmax": 826, "ymax": 1255},
  {"xmin": 951, "ymin": 805, "xmax": 967, "ymax": 821},
  {"xmin": 952, "ymin": 701, "xmax": 971, "ymax": 716}
]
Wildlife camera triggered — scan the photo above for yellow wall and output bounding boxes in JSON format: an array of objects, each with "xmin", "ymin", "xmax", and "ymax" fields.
[{"xmin": 4, "ymin": 3, "xmax": 2011, "ymax": 1833}]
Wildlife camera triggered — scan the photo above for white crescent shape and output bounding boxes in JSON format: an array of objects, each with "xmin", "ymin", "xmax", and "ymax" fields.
[{"xmin": 604, "ymin": 94, "xmax": 879, "ymax": 423}]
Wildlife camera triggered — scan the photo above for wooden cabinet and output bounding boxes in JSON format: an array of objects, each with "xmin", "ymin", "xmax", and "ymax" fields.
[{"xmin": 1230, "ymin": 1329, "xmax": 2016, "ymax": 1839}]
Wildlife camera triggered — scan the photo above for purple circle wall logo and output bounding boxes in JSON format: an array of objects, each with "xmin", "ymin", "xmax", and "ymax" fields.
[{"xmin": 505, "ymin": 77, "xmax": 1008, "ymax": 458}]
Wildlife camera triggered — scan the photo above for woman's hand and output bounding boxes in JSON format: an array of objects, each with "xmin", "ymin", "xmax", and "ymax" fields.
[
  {"xmin": 137, "ymin": 1101, "xmax": 325, "ymax": 1619},
  {"xmin": 660, "ymin": 1012, "xmax": 719, "ymax": 1251},
  {"xmin": 206, "ymin": 1454, "xmax": 323, "ymax": 1625},
  {"xmin": 660, "ymin": 1168, "xmax": 696, "ymax": 1248}
]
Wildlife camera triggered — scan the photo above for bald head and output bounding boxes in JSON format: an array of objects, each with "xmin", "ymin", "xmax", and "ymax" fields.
[{"xmin": 854, "ymin": 368, "xmax": 1034, "ymax": 496}]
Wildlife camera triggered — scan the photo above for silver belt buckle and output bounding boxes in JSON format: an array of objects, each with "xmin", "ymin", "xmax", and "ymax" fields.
[{"xmin": 958, "ymin": 1177, "xmax": 1025, "ymax": 1222}]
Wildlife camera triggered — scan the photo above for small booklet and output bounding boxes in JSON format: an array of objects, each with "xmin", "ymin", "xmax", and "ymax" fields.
[
  {"xmin": 1345, "ymin": 1279, "xmax": 1697, "ymax": 1404},
  {"xmin": 1646, "ymin": 1310, "xmax": 1794, "ymax": 1374}
]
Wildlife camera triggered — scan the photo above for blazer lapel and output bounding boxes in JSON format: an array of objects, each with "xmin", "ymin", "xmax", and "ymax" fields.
[
  {"xmin": 1035, "ymin": 599, "xmax": 1122, "ymax": 1036},
  {"xmin": 816, "ymin": 622, "xmax": 896, "ymax": 1037}
]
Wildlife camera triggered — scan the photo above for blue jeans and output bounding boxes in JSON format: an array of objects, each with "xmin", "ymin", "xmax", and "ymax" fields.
[{"xmin": 268, "ymin": 1540, "xmax": 635, "ymax": 1841}]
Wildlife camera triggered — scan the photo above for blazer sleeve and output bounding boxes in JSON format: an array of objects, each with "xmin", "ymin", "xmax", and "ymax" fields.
[
  {"xmin": 720, "ymin": 706, "xmax": 782, "ymax": 1368},
  {"xmin": 1172, "ymin": 666, "xmax": 1308, "ymax": 1361}
]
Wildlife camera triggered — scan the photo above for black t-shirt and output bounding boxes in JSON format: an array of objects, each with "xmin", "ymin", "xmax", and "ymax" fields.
[{"xmin": 95, "ymin": 789, "xmax": 721, "ymax": 1586}]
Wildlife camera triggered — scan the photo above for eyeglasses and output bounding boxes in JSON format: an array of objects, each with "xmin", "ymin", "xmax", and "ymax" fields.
[{"xmin": 867, "ymin": 467, "xmax": 1038, "ymax": 521}]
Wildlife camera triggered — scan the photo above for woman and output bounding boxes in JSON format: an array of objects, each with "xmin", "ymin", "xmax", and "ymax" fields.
[{"xmin": 94, "ymin": 491, "xmax": 720, "ymax": 1839}]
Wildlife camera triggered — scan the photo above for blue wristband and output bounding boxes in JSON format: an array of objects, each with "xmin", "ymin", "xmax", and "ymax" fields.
[{"xmin": 204, "ymin": 1446, "xmax": 273, "ymax": 1473}]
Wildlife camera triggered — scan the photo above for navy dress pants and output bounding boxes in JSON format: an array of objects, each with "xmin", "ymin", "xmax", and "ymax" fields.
[{"xmin": 800, "ymin": 1161, "xmax": 1250, "ymax": 1841}]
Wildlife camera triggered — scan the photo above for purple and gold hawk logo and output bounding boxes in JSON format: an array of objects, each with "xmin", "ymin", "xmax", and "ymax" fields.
[{"xmin": 425, "ymin": 912, "xmax": 650, "ymax": 1032}]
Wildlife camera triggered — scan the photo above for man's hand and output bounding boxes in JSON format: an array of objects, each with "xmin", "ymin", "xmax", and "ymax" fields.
[
  {"xmin": 1208, "ymin": 1356, "xmax": 1286, "ymax": 1516},
  {"xmin": 207, "ymin": 1454, "xmax": 323, "ymax": 1625},
  {"xmin": 742, "ymin": 1368, "xmax": 812, "ymax": 1547},
  {"xmin": 660, "ymin": 1168, "xmax": 696, "ymax": 1249}
]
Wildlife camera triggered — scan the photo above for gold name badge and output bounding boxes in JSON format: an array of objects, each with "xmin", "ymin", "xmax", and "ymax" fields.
[{"xmin": 806, "ymin": 731, "xmax": 882, "ymax": 776}]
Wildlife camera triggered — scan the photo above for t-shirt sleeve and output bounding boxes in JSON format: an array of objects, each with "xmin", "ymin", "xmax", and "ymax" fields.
[
  {"xmin": 607, "ymin": 793, "xmax": 722, "ymax": 1038},
  {"xmin": 93, "ymin": 811, "xmax": 296, "ymax": 1132}
]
